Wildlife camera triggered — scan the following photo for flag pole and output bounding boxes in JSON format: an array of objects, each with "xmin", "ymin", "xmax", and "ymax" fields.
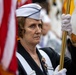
[{"xmin": 59, "ymin": 0, "xmax": 71, "ymax": 70}]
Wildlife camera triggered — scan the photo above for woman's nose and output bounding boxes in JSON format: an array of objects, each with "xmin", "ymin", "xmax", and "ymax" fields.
[{"xmin": 36, "ymin": 26, "xmax": 42, "ymax": 33}]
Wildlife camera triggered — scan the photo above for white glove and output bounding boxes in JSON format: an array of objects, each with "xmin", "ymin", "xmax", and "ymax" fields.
[
  {"xmin": 54, "ymin": 65, "xmax": 67, "ymax": 75},
  {"xmin": 61, "ymin": 14, "xmax": 72, "ymax": 35}
]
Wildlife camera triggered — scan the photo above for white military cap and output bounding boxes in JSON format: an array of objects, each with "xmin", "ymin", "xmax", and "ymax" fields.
[{"xmin": 16, "ymin": 3, "xmax": 42, "ymax": 20}]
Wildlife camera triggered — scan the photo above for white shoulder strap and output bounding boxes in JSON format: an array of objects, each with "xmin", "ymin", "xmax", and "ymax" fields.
[
  {"xmin": 39, "ymin": 50, "xmax": 54, "ymax": 75},
  {"xmin": 16, "ymin": 50, "xmax": 54, "ymax": 75},
  {"xmin": 16, "ymin": 52, "xmax": 36, "ymax": 75}
]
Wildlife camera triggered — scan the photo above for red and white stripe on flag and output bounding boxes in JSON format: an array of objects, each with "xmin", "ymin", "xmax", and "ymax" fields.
[
  {"xmin": 0, "ymin": 0, "xmax": 17, "ymax": 74},
  {"xmin": 17, "ymin": 0, "xmax": 32, "ymax": 8}
]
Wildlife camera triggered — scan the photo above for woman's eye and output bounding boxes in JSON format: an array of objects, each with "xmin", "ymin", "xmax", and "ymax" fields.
[
  {"xmin": 30, "ymin": 25, "xmax": 35, "ymax": 28},
  {"xmin": 38, "ymin": 24, "xmax": 42, "ymax": 28}
]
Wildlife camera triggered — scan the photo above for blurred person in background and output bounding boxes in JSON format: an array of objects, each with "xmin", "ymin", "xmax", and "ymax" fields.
[
  {"xmin": 37, "ymin": 9, "xmax": 62, "ymax": 54},
  {"xmin": 37, "ymin": 9, "xmax": 50, "ymax": 48}
]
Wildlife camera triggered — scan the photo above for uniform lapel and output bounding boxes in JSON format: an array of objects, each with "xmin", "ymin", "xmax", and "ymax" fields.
[{"xmin": 18, "ymin": 41, "xmax": 47, "ymax": 75}]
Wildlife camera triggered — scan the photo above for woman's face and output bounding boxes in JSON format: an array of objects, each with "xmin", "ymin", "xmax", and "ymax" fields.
[{"xmin": 23, "ymin": 18, "xmax": 42, "ymax": 45}]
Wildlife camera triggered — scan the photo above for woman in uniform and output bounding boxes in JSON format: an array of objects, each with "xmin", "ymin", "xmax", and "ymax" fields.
[{"xmin": 16, "ymin": 3, "xmax": 76, "ymax": 75}]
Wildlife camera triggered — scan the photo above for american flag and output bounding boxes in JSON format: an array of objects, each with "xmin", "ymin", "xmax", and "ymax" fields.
[{"xmin": 0, "ymin": 0, "xmax": 17, "ymax": 75}]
